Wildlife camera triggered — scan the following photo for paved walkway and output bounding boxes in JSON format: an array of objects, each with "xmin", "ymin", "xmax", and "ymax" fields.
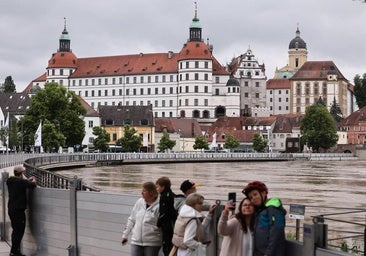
[{"xmin": 0, "ymin": 241, "xmax": 10, "ymax": 256}]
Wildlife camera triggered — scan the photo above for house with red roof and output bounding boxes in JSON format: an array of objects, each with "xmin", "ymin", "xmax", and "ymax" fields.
[
  {"xmin": 25, "ymin": 9, "xmax": 240, "ymax": 121},
  {"xmin": 290, "ymin": 61, "xmax": 356, "ymax": 116},
  {"xmin": 339, "ymin": 105, "xmax": 366, "ymax": 144}
]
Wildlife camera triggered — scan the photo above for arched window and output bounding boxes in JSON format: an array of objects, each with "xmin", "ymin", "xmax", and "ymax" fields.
[
  {"xmin": 193, "ymin": 110, "xmax": 200, "ymax": 118},
  {"xmin": 180, "ymin": 110, "xmax": 186, "ymax": 118},
  {"xmin": 215, "ymin": 106, "xmax": 226, "ymax": 117},
  {"xmin": 203, "ymin": 110, "xmax": 210, "ymax": 118}
]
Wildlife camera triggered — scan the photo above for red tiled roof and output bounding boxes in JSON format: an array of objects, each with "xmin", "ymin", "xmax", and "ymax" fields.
[
  {"xmin": 272, "ymin": 114, "xmax": 303, "ymax": 133},
  {"xmin": 154, "ymin": 118, "xmax": 202, "ymax": 138},
  {"xmin": 290, "ymin": 61, "xmax": 346, "ymax": 81},
  {"xmin": 242, "ymin": 116, "xmax": 277, "ymax": 126},
  {"xmin": 77, "ymin": 96, "xmax": 99, "ymax": 117},
  {"xmin": 207, "ymin": 128, "xmax": 257, "ymax": 143},
  {"xmin": 23, "ymin": 72, "xmax": 46, "ymax": 93},
  {"xmin": 178, "ymin": 41, "xmax": 228, "ymax": 75},
  {"xmin": 71, "ymin": 52, "xmax": 179, "ymax": 78},
  {"xmin": 340, "ymin": 105, "xmax": 366, "ymax": 126},
  {"xmin": 48, "ymin": 51, "xmax": 78, "ymax": 68},
  {"xmin": 266, "ymin": 78, "xmax": 291, "ymax": 89}
]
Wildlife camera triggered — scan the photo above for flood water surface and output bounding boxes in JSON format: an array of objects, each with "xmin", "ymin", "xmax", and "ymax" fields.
[{"xmin": 58, "ymin": 160, "xmax": 366, "ymax": 209}]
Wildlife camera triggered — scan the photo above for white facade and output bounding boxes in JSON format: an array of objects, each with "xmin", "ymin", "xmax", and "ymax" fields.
[
  {"xmin": 230, "ymin": 48, "xmax": 267, "ymax": 116},
  {"xmin": 30, "ymin": 12, "xmax": 240, "ymax": 121},
  {"xmin": 267, "ymin": 87, "xmax": 291, "ymax": 115}
]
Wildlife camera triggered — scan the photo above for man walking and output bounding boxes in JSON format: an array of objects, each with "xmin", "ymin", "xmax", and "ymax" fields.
[{"xmin": 6, "ymin": 166, "xmax": 36, "ymax": 256}]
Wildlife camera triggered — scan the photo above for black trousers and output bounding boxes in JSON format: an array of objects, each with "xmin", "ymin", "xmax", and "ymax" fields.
[{"xmin": 8, "ymin": 209, "xmax": 26, "ymax": 254}]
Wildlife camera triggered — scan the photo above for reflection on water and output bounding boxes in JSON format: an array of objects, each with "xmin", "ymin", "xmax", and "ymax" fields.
[{"xmin": 58, "ymin": 160, "xmax": 366, "ymax": 209}]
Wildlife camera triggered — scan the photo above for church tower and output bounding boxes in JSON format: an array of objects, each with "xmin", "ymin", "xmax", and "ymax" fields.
[
  {"xmin": 288, "ymin": 26, "xmax": 307, "ymax": 70},
  {"xmin": 189, "ymin": 2, "xmax": 202, "ymax": 42},
  {"xmin": 59, "ymin": 17, "xmax": 71, "ymax": 52}
]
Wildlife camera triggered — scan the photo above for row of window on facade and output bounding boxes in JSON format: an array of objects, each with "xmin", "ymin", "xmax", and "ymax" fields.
[
  {"xmin": 104, "ymin": 119, "xmax": 150, "ymax": 126},
  {"xmin": 50, "ymin": 70, "xmax": 221, "ymax": 87},
  {"xmin": 269, "ymin": 97, "xmax": 289, "ymax": 103},
  {"xmin": 179, "ymin": 61, "xmax": 210, "ymax": 69},
  {"xmin": 239, "ymin": 71, "xmax": 262, "ymax": 78},
  {"xmin": 295, "ymin": 83, "xmax": 329, "ymax": 95},
  {"xmin": 269, "ymin": 90, "xmax": 290, "ymax": 95},
  {"xmin": 72, "ymin": 84, "xmax": 239, "ymax": 98},
  {"xmin": 49, "ymin": 60, "xmax": 212, "ymax": 76},
  {"xmin": 295, "ymin": 96, "xmax": 327, "ymax": 105},
  {"xmin": 88, "ymin": 97, "xmax": 211, "ymax": 109}
]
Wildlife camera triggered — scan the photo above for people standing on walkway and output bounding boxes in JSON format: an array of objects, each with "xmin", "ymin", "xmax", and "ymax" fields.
[
  {"xmin": 122, "ymin": 181, "xmax": 161, "ymax": 256},
  {"xmin": 218, "ymin": 197, "xmax": 254, "ymax": 256},
  {"xmin": 243, "ymin": 181, "xmax": 286, "ymax": 256},
  {"xmin": 174, "ymin": 180, "xmax": 200, "ymax": 213},
  {"xmin": 6, "ymin": 165, "xmax": 36, "ymax": 256},
  {"xmin": 156, "ymin": 177, "xmax": 177, "ymax": 256},
  {"xmin": 172, "ymin": 193, "xmax": 216, "ymax": 256}
]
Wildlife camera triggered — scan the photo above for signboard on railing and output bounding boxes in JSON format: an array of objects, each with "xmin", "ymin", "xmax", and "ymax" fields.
[{"xmin": 289, "ymin": 204, "xmax": 305, "ymax": 219}]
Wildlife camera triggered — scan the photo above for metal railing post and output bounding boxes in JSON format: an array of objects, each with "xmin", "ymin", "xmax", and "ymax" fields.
[
  {"xmin": 1, "ymin": 172, "xmax": 9, "ymax": 241},
  {"xmin": 68, "ymin": 176, "xmax": 81, "ymax": 256}
]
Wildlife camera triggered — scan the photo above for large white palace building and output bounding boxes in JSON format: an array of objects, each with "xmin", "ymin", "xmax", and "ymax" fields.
[{"xmin": 27, "ymin": 10, "xmax": 241, "ymax": 121}]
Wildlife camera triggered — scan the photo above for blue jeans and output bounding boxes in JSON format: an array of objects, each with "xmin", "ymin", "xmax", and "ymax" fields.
[{"xmin": 130, "ymin": 244, "xmax": 161, "ymax": 256}]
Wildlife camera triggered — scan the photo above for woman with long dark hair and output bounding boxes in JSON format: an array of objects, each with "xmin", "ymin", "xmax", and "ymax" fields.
[{"xmin": 218, "ymin": 197, "xmax": 255, "ymax": 256}]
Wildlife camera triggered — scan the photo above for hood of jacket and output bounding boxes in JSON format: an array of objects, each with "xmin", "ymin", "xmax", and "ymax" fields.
[
  {"xmin": 179, "ymin": 204, "xmax": 204, "ymax": 218},
  {"xmin": 265, "ymin": 197, "xmax": 287, "ymax": 214}
]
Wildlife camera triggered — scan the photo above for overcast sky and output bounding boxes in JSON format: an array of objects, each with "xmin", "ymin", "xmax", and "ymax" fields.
[{"xmin": 1, "ymin": 0, "xmax": 366, "ymax": 92}]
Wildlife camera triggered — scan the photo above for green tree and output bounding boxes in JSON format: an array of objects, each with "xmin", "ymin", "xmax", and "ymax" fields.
[
  {"xmin": 354, "ymin": 73, "xmax": 366, "ymax": 108},
  {"xmin": 252, "ymin": 133, "xmax": 268, "ymax": 152},
  {"xmin": 301, "ymin": 103, "xmax": 338, "ymax": 152},
  {"xmin": 193, "ymin": 135, "xmax": 209, "ymax": 151},
  {"xmin": 19, "ymin": 82, "xmax": 86, "ymax": 150},
  {"xmin": 42, "ymin": 119, "xmax": 66, "ymax": 152},
  {"xmin": 92, "ymin": 126, "xmax": 110, "ymax": 152},
  {"xmin": 157, "ymin": 130, "xmax": 176, "ymax": 152},
  {"xmin": 329, "ymin": 97, "xmax": 343, "ymax": 122},
  {"xmin": 116, "ymin": 125, "xmax": 142, "ymax": 152},
  {"xmin": 224, "ymin": 133, "xmax": 240, "ymax": 152},
  {"xmin": 1, "ymin": 76, "xmax": 16, "ymax": 93}
]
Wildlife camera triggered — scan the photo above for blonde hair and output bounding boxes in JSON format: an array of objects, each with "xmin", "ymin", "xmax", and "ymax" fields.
[{"xmin": 185, "ymin": 193, "xmax": 204, "ymax": 207}]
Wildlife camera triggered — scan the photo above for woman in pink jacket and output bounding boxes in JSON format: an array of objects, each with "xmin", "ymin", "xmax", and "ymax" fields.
[{"xmin": 218, "ymin": 197, "xmax": 255, "ymax": 256}]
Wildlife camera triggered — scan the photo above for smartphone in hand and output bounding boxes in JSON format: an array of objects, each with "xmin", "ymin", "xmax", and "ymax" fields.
[{"xmin": 228, "ymin": 192, "xmax": 236, "ymax": 214}]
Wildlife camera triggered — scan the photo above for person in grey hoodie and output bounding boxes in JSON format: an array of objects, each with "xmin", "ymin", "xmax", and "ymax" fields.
[
  {"xmin": 243, "ymin": 181, "xmax": 286, "ymax": 256},
  {"xmin": 172, "ymin": 193, "xmax": 216, "ymax": 256},
  {"xmin": 122, "ymin": 181, "xmax": 161, "ymax": 256}
]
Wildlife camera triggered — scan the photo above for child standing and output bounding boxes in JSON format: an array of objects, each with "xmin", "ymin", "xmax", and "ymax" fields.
[
  {"xmin": 156, "ymin": 177, "xmax": 177, "ymax": 256},
  {"xmin": 242, "ymin": 181, "xmax": 286, "ymax": 256}
]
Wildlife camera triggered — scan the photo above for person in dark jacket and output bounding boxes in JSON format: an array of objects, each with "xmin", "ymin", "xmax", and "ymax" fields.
[
  {"xmin": 243, "ymin": 181, "xmax": 286, "ymax": 256},
  {"xmin": 6, "ymin": 166, "xmax": 36, "ymax": 256},
  {"xmin": 155, "ymin": 177, "xmax": 177, "ymax": 256}
]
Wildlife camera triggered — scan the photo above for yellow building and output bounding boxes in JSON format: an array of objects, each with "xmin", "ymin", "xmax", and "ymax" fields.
[{"xmin": 98, "ymin": 105, "xmax": 154, "ymax": 152}]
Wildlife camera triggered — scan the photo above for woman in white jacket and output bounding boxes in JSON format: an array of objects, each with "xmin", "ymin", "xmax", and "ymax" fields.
[
  {"xmin": 172, "ymin": 193, "xmax": 216, "ymax": 256},
  {"xmin": 122, "ymin": 182, "xmax": 162, "ymax": 256}
]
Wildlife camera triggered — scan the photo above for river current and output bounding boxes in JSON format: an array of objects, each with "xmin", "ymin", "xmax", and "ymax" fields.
[{"xmin": 58, "ymin": 160, "xmax": 366, "ymax": 209}]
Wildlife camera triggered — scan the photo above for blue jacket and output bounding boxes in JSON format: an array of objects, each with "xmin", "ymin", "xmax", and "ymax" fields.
[{"xmin": 253, "ymin": 197, "xmax": 286, "ymax": 256}]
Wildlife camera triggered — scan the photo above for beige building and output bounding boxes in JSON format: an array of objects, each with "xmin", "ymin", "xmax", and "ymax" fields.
[{"xmin": 289, "ymin": 61, "xmax": 356, "ymax": 116}]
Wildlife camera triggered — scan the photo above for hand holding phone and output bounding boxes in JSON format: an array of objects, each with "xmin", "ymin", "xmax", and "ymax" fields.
[{"xmin": 228, "ymin": 192, "xmax": 236, "ymax": 214}]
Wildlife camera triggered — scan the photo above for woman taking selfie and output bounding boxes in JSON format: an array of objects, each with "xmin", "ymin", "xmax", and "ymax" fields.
[{"xmin": 218, "ymin": 197, "xmax": 254, "ymax": 256}]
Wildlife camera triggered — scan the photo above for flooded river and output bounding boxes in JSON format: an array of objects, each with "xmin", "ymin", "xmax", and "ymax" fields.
[{"xmin": 58, "ymin": 160, "xmax": 366, "ymax": 209}]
